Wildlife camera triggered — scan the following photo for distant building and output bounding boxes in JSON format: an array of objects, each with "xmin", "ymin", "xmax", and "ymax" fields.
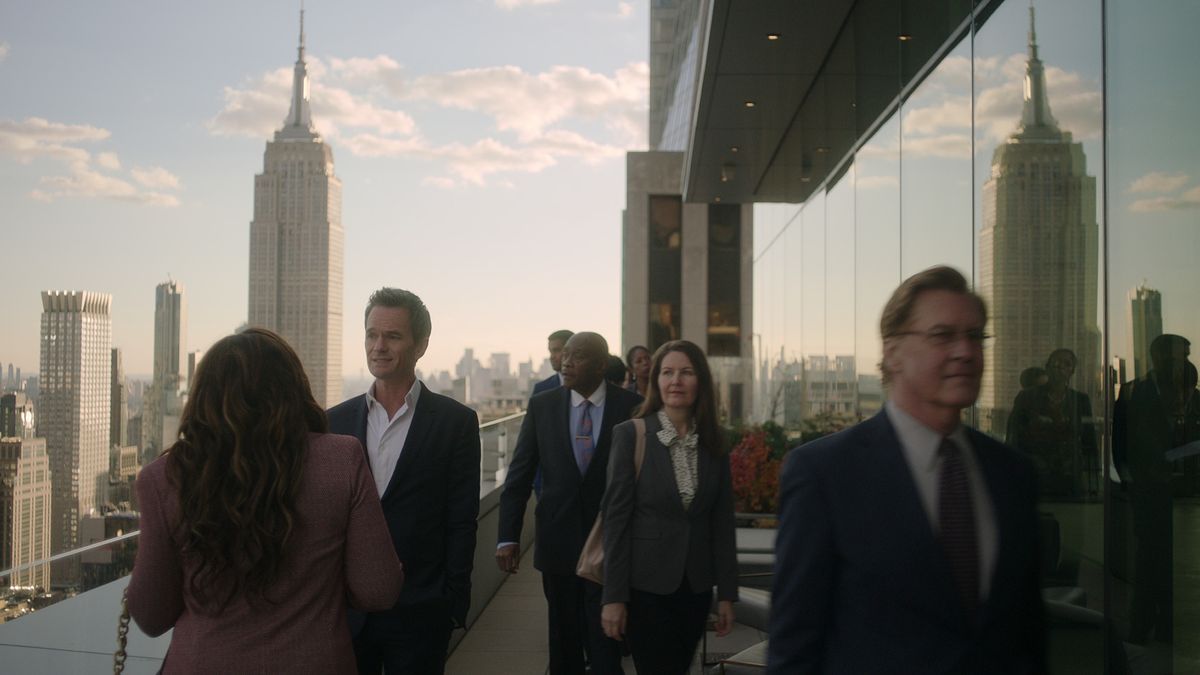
[
  {"xmin": 146, "ymin": 280, "xmax": 186, "ymax": 456},
  {"xmin": 1128, "ymin": 284, "xmax": 1163, "ymax": 380},
  {"xmin": 1, "ymin": 393, "xmax": 34, "ymax": 439},
  {"xmin": 247, "ymin": 11, "xmax": 343, "ymax": 407},
  {"xmin": 622, "ymin": 0, "xmax": 753, "ymax": 422},
  {"xmin": 0, "ymin": 436, "xmax": 52, "ymax": 590},
  {"xmin": 978, "ymin": 9, "xmax": 1100, "ymax": 435},
  {"xmin": 110, "ymin": 348, "xmax": 127, "ymax": 448},
  {"xmin": 38, "ymin": 290, "xmax": 112, "ymax": 581}
]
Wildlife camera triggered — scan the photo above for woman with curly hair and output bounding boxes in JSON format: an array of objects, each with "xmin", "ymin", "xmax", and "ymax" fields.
[{"xmin": 128, "ymin": 328, "xmax": 402, "ymax": 673}]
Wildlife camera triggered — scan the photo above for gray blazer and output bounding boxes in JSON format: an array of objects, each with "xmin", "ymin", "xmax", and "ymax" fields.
[{"xmin": 600, "ymin": 414, "xmax": 739, "ymax": 605}]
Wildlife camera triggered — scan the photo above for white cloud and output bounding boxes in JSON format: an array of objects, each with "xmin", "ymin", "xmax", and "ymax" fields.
[
  {"xmin": 96, "ymin": 152, "xmax": 121, "ymax": 170},
  {"xmin": 131, "ymin": 166, "xmax": 181, "ymax": 190},
  {"xmin": 855, "ymin": 175, "xmax": 900, "ymax": 190},
  {"xmin": 617, "ymin": 2, "xmax": 634, "ymax": 19},
  {"xmin": 1129, "ymin": 181, "xmax": 1200, "ymax": 213},
  {"xmin": 32, "ymin": 161, "xmax": 179, "ymax": 207},
  {"xmin": 1, "ymin": 117, "xmax": 180, "ymax": 206},
  {"xmin": 0, "ymin": 42, "xmax": 9, "ymax": 63},
  {"xmin": 421, "ymin": 176, "xmax": 458, "ymax": 190},
  {"xmin": 495, "ymin": 0, "xmax": 558, "ymax": 9},
  {"xmin": 211, "ymin": 54, "xmax": 648, "ymax": 186},
  {"xmin": 898, "ymin": 53, "xmax": 1102, "ymax": 161},
  {"xmin": 1129, "ymin": 171, "xmax": 1190, "ymax": 194}
]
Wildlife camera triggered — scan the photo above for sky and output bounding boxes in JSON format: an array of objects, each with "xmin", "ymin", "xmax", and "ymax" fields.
[{"xmin": 0, "ymin": 0, "xmax": 648, "ymax": 379}]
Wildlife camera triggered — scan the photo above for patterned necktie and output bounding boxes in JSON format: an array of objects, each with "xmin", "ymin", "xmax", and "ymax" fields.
[
  {"xmin": 574, "ymin": 400, "xmax": 594, "ymax": 475},
  {"xmin": 938, "ymin": 437, "xmax": 979, "ymax": 613}
]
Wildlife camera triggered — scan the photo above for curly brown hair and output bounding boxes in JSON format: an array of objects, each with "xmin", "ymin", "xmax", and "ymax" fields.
[{"xmin": 165, "ymin": 328, "xmax": 327, "ymax": 611}]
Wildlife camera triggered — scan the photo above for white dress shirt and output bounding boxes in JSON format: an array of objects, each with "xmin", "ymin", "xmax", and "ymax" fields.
[
  {"xmin": 885, "ymin": 400, "xmax": 999, "ymax": 599},
  {"xmin": 365, "ymin": 380, "xmax": 422, "ymax": 497}
]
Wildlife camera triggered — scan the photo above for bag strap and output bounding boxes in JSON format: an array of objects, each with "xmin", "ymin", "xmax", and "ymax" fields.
[
  {"xmin": 113, "ymin": 587, "xmax": 130, "ymax": 674},
  {"xmin": 633, "ymin": 417, "xmax": 646, "ymax": 479}
]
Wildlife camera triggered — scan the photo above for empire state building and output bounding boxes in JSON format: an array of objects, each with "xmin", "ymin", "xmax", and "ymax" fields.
[
  {"xmin": 248, "ymin": 11, "xmax": 343, "ymax": 406},
  {"xmin": 978, "ymin": 7, "xmax": 1100, "ymax": 434}
]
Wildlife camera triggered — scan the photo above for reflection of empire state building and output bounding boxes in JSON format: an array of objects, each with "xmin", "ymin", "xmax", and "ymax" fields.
[
  {"xmin": 978, "ymin": 8, "xmax": 1100, "ymax": 434},
  {"xmin": 248, "ymin": 11, "xmax": 343, "ymax": 407}
]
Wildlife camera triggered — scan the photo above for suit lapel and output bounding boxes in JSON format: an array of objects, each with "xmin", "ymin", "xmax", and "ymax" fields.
[
  {"xmin": 380, "ymin": 387, "xmax": 434, "ymax": 502},
  {"xmin": 557, "ymin": 388, "xmax": 581, "ymax": 483}
]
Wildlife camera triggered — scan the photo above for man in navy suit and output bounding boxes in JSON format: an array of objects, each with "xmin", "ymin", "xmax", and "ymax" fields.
[
  {"xmin": 769, "ymin": 266, "xmax": 1045, "ymax": 674},
  {"xmin": 328, "ymin": 288, "xmax": 481, "ymax": 674},
  {"xmin": 497, "ymin": 331, "xmax": 642, "ymax": 674},
  {"xmin": 532, "ymin": 329, "xmax": 573, "ymax": 396}
]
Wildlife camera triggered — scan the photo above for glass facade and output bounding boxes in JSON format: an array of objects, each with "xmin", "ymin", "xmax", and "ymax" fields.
[
  {"xmin": 647, "ymin": 195, "xmax": 683, "ymax": 353},
  {"xmin": 750, "ymin": 0, "xmax": 1200, "ymax": 670}
]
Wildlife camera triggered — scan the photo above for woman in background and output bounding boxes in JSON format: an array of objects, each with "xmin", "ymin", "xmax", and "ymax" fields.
[
  {"xmin": 624, "ymin": 345, "xmax": 652, "ymax": 398},
  {"xmin": 128, "ymin": 328, "xmax": 402, "ymax": 674},
  {"xmin": 600, "ymin": 340, "xmax": 738, "ymax": 674}
]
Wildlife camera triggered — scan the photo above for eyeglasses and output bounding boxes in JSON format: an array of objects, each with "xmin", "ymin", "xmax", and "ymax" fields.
[{"xmin": 889, "ymin": 328, "xmax": 992, "ymax": 347}]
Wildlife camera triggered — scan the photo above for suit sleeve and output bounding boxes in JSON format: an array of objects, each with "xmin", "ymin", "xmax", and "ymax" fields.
[
  {"xmin": 710, "ymin": 453, "xmax": 739, "ymax": 602},
  {"xmin": 1018, "ymin": 459, "xmax": 1049, "ymax": 673},
  {"xmin": 498, "ymin": 403, "xmax": 540, "ymax": 544},
  {"xmin": 127, "ymin": 465, "xmax": 185, "ymax": 637},
  {"xmin": 445, "ymin": 407, "xmax": 482, "ymax": 628},
  {"xmin": 767, "ymin": 447, "xmax": 834, "ymax": 674},
  {"xmin": 343, "ymin": 441, "xmax": 405, "ymax": 612},
  {"xmin": 601, "ymin": 421, "xmax": 637, "ymax": 605}
]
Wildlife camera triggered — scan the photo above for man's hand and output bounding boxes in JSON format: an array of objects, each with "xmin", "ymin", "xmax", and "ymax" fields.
[
  {"xmin": 715, "ymin": 600, "xmax": 735, "ymax": 637},
  {"xmin": 601, "ymin": 602, "xmax": 627, "ymax": 640},
  {"xmin": 495, "ymin": 543, "xmax": 520, "ymax": 573}
]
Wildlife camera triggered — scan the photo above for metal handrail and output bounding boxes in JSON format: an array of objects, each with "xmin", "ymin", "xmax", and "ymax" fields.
[
  {"xmin": 0, "ymin": 530, "xmax": 141, "ymax": 580},
  {"xmin": 0, "ymin": 413, "xmax": 529, "ymax": 584}
]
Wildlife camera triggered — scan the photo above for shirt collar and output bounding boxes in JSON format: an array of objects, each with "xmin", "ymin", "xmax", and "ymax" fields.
[
  {"xmin": 655, "ymin": 409, "xmax": 698, "ymax": 450},
  {"xmin": 885, "ymin": 399, "xmax": 970, "ymax": 472},
  {"xmin": 366, "ymin": 379, "xmax": 423, "ymax": 413},
  {"xmin": 570, "ymin": 383, "xmax": 607, "ymax": 408}
]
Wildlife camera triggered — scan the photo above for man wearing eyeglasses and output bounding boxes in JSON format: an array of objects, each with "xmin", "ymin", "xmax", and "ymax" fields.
[{"xmin": 768, "ymin": 265, "xmax": 1046, "ymax": 674}]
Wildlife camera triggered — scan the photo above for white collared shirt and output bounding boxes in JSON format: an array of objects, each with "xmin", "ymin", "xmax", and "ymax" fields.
[
  {"xmin": 569, "ymin": 385, "xmax": 606, "ymax": 447},
  {"xmin": 365, "ymin": 380, "xmax": 423, "ymax": 497},
  {"xmin": 885, "ymin": 399, "xmax": 999, "ymax": 599}
]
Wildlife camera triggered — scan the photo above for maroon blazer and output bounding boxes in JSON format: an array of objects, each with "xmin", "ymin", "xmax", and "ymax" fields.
[{"xmin": 128, "ymin": 433, "xmax": 402, "ymax": 674}]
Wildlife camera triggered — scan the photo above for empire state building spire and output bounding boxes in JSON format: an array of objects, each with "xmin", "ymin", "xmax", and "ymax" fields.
[
  {"xmin": 281, "ymin": 8, "xmax": 315, "ymax": 137},
  {"xmin": 1017, "ymin": 5, "xmax": 1059, "ymax": 138}
]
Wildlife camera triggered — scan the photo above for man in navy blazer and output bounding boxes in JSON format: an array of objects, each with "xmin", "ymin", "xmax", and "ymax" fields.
[
  {"xmin": 769, "ymin": 266, "xmax": 1046, "ymax": 674},
  {"xmin": 531, "ymin": 328, "xmax": 573, "ymax": 396},
  {"xmin": 497, "ymin": 331, "xmax": 642, "ymax": 674},
  {"xmin": 328, "ymin": 288, "xmax": 481, "ymax": 674}
]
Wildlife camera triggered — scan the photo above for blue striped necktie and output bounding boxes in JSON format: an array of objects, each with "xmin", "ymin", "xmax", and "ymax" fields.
[{"xmin": 574, "ymin": 401, "xmax": 594, "ymax": 475}]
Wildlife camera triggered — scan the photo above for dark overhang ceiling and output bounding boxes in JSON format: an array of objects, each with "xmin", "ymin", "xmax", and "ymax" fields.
[{"xmin": 685, "ymin": 0, "xmax": 977, "ymax": 204}]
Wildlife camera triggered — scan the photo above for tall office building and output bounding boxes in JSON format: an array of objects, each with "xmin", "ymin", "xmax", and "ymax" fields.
[
  {"xmin": 622, "ymin": 0, "xmax": 753, "ymax": 421},
  {"xmin": 247, "ymin": 11, "xmax": 343, "ymax": 407},
  {"xmin": 38, "ymin": 291, "xmax": 111, "ymax": 563},
  {"xmin": 978, "ymin": 8, "xmax": 1100, "ymax": 433},
  {"xmin": 0, "ymin": 436, "xmax": 52, "ymax": 590},
  {"xmin": 1127, "ymin": 284, "xmax": 1163, "ymax": 380},
  {"xmin": 109, "ymin": 348, "xmax": 127, "ymax": 448},
  {"xmin": 146, "ymin": 280, "xmax": 186, "ymax": 455}
]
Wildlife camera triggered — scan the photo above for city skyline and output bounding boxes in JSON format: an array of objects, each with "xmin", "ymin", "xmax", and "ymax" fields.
[{"xmin": 0, "ymin": 1, "xmax": 647, "ymax": 378}]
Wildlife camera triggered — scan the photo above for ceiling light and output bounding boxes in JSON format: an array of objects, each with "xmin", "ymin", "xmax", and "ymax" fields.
[
  {"xmin": 721, "ymin": 163, "xmax": 736, "ymax": 183},
  {"xmin": 714, "ymin": 197, "xmax": 722, "ymax": 203},
  {"xmin": 744, "ymin": 101, "xmax": 756, "ymax": 108},
  {"xmin": 815, "ymin": 146, "xmax": 830, "ymax": 154},
  {"xmin": 898, "ymin": 34, "xmax": 913, "ymax": 42},
  {"xmin": 767, "ymin": 33, "xmax": 780, "ymax": 41}
]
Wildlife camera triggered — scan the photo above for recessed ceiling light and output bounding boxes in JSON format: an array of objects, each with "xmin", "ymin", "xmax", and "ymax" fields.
[
  {"xmin": 730, "ymin": 146, "xmax": 740, "ymax": 153},
  {"xmin": 767, "ymin": 33, "xmax": 780, "ymax": 41},
  {"xmin": 714, "ymin": 196, "xmax": 722, "ymax": 203},
  {"xmin": 815, "ymin": 146, "xmax": 830, "ymax": 154},
  {"xmin": 898, "ymin": 34, "xmax": 913, "ymax": 42},
  {"xmin": 744, "ymin": 101, "xmax": 756, "ymax": 108}
]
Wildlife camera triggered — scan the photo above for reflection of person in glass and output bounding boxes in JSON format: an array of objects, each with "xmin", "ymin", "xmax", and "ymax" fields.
[
  {"xmin": 1114, "ymin": 333, "xmax": 1200, "ymax": 645},
  {"xmin": 1006, "ymin": 349, "xmax": 1098, "ymax": 498},
  {"xmin": 649, "ymin": 303, "xmax": 678, "ymax": 352}
]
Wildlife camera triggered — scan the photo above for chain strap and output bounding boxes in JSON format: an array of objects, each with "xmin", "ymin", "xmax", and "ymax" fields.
[{"xmin": 114, "ymin": 587, "xmax": 130, "ymax": 674}]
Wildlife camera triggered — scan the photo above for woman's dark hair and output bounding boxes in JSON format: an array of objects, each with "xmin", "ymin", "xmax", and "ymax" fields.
[
  {"xmin": 605, "ymin": 354, "xmax": 629, "ymax": 386},
  {"xmin": 165, "ymin": 328, "xmax": 327, "ymax": 611},
  {"xmin": 635, "ymin": 340, "xmax": 724, "ymax": 456}
]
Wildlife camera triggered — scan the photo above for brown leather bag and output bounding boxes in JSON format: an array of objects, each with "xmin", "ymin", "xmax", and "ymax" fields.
[{"xmin": 576, "ymin": 417, "xmax": 646, "ymax": 584}]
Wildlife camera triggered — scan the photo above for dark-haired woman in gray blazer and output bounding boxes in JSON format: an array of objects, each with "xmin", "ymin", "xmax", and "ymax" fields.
[{"xmin": 600, "ymin": 340, "xmax": 738, "ymax": 674}]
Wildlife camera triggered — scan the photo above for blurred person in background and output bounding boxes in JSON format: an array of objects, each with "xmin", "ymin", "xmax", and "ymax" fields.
[{"xmin": 624, "ymin": 345, "xmax": 652, "ymax": 398}]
